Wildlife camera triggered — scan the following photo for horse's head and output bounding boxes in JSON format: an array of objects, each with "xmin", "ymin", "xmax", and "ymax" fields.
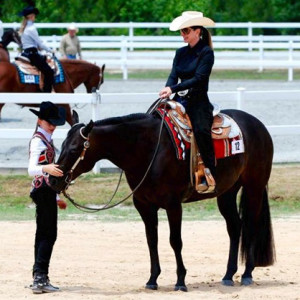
[
  {"xmin": 2, "ymin": 29, "xmax": 22, "ymax": 48},
  {"xmin": 49, "ymin": 111, "xmax": 95, "ymax": 193},
  {"xmin": 85, "ymin": 63, "xmax": 105, "ymax": 93},
  {"xmin": 11, "ymin": 30, "xmax": 22, "ymax": 48}
]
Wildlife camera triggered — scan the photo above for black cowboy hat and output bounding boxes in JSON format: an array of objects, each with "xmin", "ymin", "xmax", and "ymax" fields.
[
  {"xmin": 30, "ymin": 101, "xmax": 66, "ymax": 126},
  {"xmin": 18, "ymin": 5, "xmax": 39, "ymax": 17}
]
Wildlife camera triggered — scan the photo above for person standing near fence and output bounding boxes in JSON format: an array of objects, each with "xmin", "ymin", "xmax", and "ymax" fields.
[
  {"xmin": 159, "ymin": 11, "xmax": 216, "ymax": 192},
  {"xmin": 59, "ymin": 23, "xmax": 82, "ymax": 59},
  {"xmin": 28, "ymin": 101, "xmax": 67, "ymax": 294}
]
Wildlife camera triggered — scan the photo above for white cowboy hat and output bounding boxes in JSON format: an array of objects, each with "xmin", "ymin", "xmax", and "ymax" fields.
[
  {"xmin": 169, "ymin": 11, "xmax": 215, "ymax": 31},
  {"xmin": 68, "ymin": 23, "xmax": 78, "ymax": 32}
]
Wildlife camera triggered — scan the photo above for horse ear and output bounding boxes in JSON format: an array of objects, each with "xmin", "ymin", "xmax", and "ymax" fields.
[
  {"xmin": 82, "ymin": 120, "xmax": 94, "ymax": 137},
  {"xmin": 72, "ymin": 110, "xmax": 79, "ymax": 124}
]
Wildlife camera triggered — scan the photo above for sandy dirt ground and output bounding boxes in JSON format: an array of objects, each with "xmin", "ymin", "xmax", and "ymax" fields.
[{"xmin": 0, "ymin": 218, "xmax": 299, "ymax": 300}]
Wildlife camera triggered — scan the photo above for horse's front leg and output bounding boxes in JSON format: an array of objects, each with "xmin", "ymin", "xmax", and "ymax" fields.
[
  {"xmin": 166, "ymin": 203, "xmax": 187, "ymax": 292},
  {"xmin": 133, "ymin": 197, "xmax": 161, "ymax": 290}
]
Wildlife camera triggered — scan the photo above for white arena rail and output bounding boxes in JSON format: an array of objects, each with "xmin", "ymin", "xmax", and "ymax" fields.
[
  {"xmin": 0, "ymin": 89, "xmax": 300, "ymax": 171},
  {"xmin": 5, "ymin": 21, "xmax": 300, "ymax": 81}
]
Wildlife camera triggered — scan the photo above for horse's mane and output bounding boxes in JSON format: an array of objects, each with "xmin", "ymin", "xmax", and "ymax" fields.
[
  {"xmin": 66, "ymin": 114, "xmax": 151, "ymax": 139},
  {"xmin": 60, "ymin": 59, "xmax": 94, "ymax": 66},
  {"xmin": 60, "ymin": 59, "xmax": 100, "ymax": 71},
  {"xmin": 94, "ymin": 113, "xmax": 151, "ymax": 127},
  {"xmin": 66, "ymin": 123, "xmax": 84, "ymax": 138}
]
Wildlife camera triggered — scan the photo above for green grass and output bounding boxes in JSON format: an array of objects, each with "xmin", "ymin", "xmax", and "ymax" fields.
[
  {"xmin": 0, "ymin": 164, "xmax": 300, "ymax": 221},
  {"xmin": 104, "ymin": 69, "xmax": 300, "ymax": 80}
]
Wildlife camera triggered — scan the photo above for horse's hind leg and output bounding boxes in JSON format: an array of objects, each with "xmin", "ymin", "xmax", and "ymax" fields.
[
  {"xmin": 166, "ymin": 204, "xmax": 187, "ymax": 291},
  {"xmin": 133, "ymin": 197, "xmax": 161, "ymax": 290},
  {"xmin": 217, "ymin": 184, "xmax": 241, "ymax": 286},
  {"xmin": 239, "ymin": 184, "xmax": 275, "ymax": 286}
]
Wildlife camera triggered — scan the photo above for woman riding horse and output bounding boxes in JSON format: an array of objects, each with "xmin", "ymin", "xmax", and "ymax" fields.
[
  {"xmin": 18, "ymin": 5, "xmax": 55, "ymax": 93},
  {"xmin": 0, "ymin": 60, "xmax": 105, "ymax": 125}
]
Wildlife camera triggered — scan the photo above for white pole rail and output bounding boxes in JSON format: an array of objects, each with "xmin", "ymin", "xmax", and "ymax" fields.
[
  {"xmin": 5, "ymin": 21, "xmax": 300, "ymax": 81},
  {"xmin": 0, "ymin": 91, "xmax": 101, "ymax": 123},
  {"xmin": 4, "ymin": 21, "xmax": 300, "ymax": 32},
  {"xmin": 0, "ymin": 89, "xmax": 300, "ymax": 139},
  {"xmin": 0, "ymin": 89, "xmax": 300, "ymax": 170}
]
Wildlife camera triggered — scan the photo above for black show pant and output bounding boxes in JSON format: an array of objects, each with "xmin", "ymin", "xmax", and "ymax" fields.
[
  {"xmin": 28, "ymin": 52, "xmax": 54, "ymax": 93},
  {"xmin": 30, "ymin": 186, "xmax": 57, "ymax": 276},
  {"xmin": 186, "ymin": 94, "xmax": 216, "ymax": 177}
]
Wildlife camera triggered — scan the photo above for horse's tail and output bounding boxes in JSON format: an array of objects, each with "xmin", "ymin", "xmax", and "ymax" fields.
[{"xmin": 239, "ymin": 186, "xmax": 276, "ymax": 266}]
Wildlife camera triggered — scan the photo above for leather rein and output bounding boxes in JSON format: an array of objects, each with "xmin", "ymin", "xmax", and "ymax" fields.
[{"xmin": 62, "ymin": 99, "xmax": 167, "ymax": 212}]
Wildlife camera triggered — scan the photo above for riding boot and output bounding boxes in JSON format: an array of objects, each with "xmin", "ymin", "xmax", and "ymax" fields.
[
  {"xmin": 43, "ymin": 69, "xmax": 54, "ymax": 93},
  {"xmin": 186, "ymin": 93, "xmax": 216, "ymax": 192},
  {"xmin": 30, "ymin": 273, "xmax": 59, "ymax": 294}
]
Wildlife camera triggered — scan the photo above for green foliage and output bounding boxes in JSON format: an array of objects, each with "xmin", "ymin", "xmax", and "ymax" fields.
[{"xmin": 1, "ymin": 0, "xmax": 299, "ymax": 36}]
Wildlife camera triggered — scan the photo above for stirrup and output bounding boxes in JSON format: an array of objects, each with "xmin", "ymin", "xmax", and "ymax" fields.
[{"xmin": 195, "ymin": 168, "xmax": 216, "ymax": 194}]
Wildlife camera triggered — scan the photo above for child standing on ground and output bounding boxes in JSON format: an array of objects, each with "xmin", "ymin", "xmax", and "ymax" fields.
[{"xmin": 28, "ymin": 101, "xmax": 67, "ymax": 294}]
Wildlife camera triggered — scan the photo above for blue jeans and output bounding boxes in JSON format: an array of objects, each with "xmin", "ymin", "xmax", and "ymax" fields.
[{"xmin": 66, "ymin": 54, "xmax": 76, "ymax": 59}]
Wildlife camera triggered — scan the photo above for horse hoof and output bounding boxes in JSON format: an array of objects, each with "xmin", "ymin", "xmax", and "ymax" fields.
[
  {"xmin": 241, "ymin": 278, "xmax": 253, "ymax": 286},
  {"xmin": 174, "ymin": 285, "xmax": 188, "ymax": 292},
  {"xmin": 145, "ymin": 284, "xmax": 158, "ymax": 290},
  {"xmin": 222, "ymin": 279, "xmax": 234, "ymax": 286}
]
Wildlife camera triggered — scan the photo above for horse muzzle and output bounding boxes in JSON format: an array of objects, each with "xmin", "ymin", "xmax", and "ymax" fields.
[{"xmin": 48, "ymin": 175, "xmax": 68, "ymax": 193}]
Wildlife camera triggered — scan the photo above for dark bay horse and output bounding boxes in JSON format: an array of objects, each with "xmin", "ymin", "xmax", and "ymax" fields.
[
  {"xmin": 0, "ymin": 29, "xmax": 22, "ymax": 62},
  {"xmin": 49, "ymin": 109, "xmax": 275, "ymax": 291},
  {"xmin": 0, "ymin": 60, "xmax": 105, "ymax": 125}
]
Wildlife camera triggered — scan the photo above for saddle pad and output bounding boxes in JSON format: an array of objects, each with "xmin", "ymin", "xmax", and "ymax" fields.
[
  {"xmin": 13, "ymin": 57, "xmax": 65, "ymax": 85},
  {"xmin": 156, "ymin": 107, "xmax": 190, "ymax": 160},
  {"xmin": 155, "ymin": 108, "xmax": 244, "ymax": 160}
]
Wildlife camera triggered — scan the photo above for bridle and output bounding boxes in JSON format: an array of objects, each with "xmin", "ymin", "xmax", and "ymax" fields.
[
  {"xmin": 61, "ymin": 99, "xmax": 167, "ymax": 212},
  {"xmin": 63, "ymin": 126, "xmax": 90, "ymax": 191}
]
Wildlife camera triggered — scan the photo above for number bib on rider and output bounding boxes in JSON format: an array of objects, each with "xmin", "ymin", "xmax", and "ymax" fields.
[{"xmin": 231, "ymin": 139, "xmax": 244, "ymax": 154}]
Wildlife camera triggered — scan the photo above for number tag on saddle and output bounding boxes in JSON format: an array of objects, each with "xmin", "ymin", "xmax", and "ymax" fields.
[
  {"xmin": 24, "ymin": 74, "xmax": 35, "ymax": 83},
  {"xmin": 231, "ymin": 139, "xmax": 244, "ymax": 154}
]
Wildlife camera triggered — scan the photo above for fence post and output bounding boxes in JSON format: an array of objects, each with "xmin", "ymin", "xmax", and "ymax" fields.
[
  {"xmin": 288, "ymin": 40, "xmax": 293, "ymax": 82},
  {"xmin": 237, "ymin": 87, "xmax": 245, "ymax": 110},
  {"xmin": 129, "ymin": 21, "xmax": 134, "ymax": 51},
  {"xmin": 121, "ymin": 36, "xmax": 128, "ymax": 80},
  {"xmin": 258, "ymin": 35, "xmax": 264, "ymax": 72},
  {"xmin": 51, "ymin": 35, "xmax": 58, "ymax": 51},
  {"xmin": 91, "ymin": 89, "xmax": 100, "ymax": 121},
  {"xmin": 248, "ymin": 22, "xmax": 253, "ymax": 52},
  {"xmin": 92, "ymin": 90, "xmax": 101, "ymax": 173}
]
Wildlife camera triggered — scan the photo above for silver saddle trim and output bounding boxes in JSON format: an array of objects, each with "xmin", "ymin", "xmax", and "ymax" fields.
[{"xmin": 164, "ymin": 101, "xmax": 240, "ymax": 140}]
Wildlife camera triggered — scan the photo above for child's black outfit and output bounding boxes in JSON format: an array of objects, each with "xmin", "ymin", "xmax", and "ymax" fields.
[{"xmin": 28, "ymin": 101, "xmax": 66, "ymax": 294}]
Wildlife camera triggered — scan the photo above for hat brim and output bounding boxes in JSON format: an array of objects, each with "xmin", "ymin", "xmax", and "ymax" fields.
[
  {"xmin": 68, "ymin": 27, "xmax": 79, "ymax": 33},
  {"xmin": 29, "ymin": 107, "xmax": 66, "ymax": 126},
  {"xmin": 18, "ymin": 7, "xmax": 39, "ymax": 17},
  {"xmin": 169, "ymin": 15, "xmax": 215, "ymax": 31}
]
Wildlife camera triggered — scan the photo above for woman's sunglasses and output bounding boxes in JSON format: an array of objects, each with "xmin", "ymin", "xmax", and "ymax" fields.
[{"xmin": 180, "ymin": 28, "xmax": 192, "ymax": 35}]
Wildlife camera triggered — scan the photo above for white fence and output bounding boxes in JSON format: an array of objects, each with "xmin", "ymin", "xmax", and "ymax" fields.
[
  {"xmin": 4, "ymin": 21, "xmax": 300, "ymax": 36},
  {"xmin": 4, "ymin": 22, "xmax": 300, "ymax": 80},
  {"xmin": 0, "ymin": 89, "xmax": 300, "ymax": 171}
]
